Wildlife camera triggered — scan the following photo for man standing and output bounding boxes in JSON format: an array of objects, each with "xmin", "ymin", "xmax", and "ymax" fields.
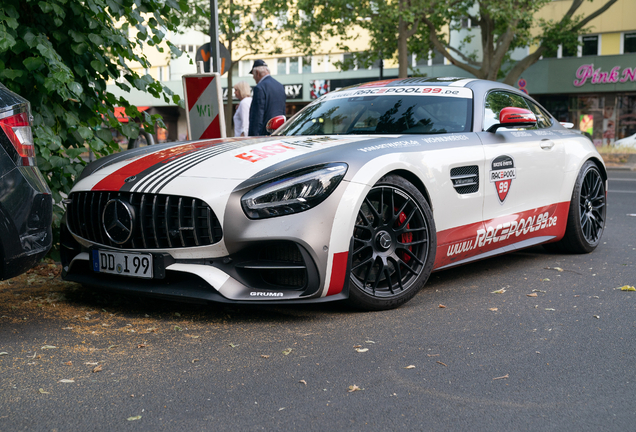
[{"xmin": 248, "ymin": 60, "xmax": 286, "ymax": 136}]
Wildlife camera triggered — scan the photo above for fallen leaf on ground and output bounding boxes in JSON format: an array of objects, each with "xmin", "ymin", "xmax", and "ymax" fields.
[
  {"xmin": 127, "ymin": 416, "xmax": 142, "ymax": 421},
  {"xmin": 229, "ymin": 343, "xmax": 239, "ymax": 348},
  {"xmin": 282, "ymin": 348, "xmax": 293, "ymax": 355},
  {"xmin": 59, "ymin": 379, "xmax": 75, "ymax": 383},
  {"xmin": 404, "ymin": 365, "xmax": 415, "ymax": 369},
  {"xmin": 38, "ymin": 388, "xmax": 49, "ymax": 394},
  {"xmin": 0, "ymin": 352, "xmax": 8, "ymax": 356},
  {"xmin": 348, "ymin": 385, "xmax": 361, "ymax": 393},
  {"xmin": 527, "ymin": 293, "xmax": 538, "ymax": 297},
  {"xmin": 491, "ymin": 288, "xmax": 506, "ymax": 294},
  {"xmin": 41, "ymin": 345, "xmax": 57, "ymax": 350},
  {"xmin": 427, "ymin": 354, "xmax": 439, "ymax": 357},
  {"xmin": 493, "ymin": 374, "xmax": 509, "ymax": 380},
  {"xmin": 173, "ymin": 326, "xmax": 182, "ymax": 332},
  {"xmin": 62, "ymin": 327, "xmax": 73, "ymax": 330},
  {"xmin": 185, "ymin": 335, "xmax": 200, "ymax": 339},
  {"xmin": 261, "ymin": 355, "xmax": 270, "ymax": 359},
  {"xmin": 192, "ymin": 359, "xmax": 199, "ymax": 363},
  {"xmin": 545, "ymin": 308, "xmax": 555, "ymax": 311},
  {"xmin": 174, "ymin": 312, "xmax": 181, "ymax": 317},
  {"xmin": 137, "ymin": 344, "xmax": 146, "ymax": 349},
  {"xmin": 85, "ymin": 362, "xmax": 98, "ymax": 365},
  {"xmin": 146, "ymin": 327, "xmax": 157, "ymax": 332},
  {"xmin": 93, "ymin": 365, "xmax": 102, "ymax": 373},
  {"xmin": 353, "ymin": 345, "xmax": 362, "ymax": 348},
  {"xmin": 365, "ymin": 340, "xmax": 375, "ymax": 344},
  {"xmin": 436, "ymin": 361, "xmax": 447, "ymax": 367},
  {"xmin": 299, "ymin": 380, "xmax": 307, "ymax": 385},
  {"xmin": 533, "ymin": 289, "xmax": 547, "ymax": 293},
  {"xmin": 488, "ymin": 308, "xmax": 498, "ymax": 311},
  {"xmin": 355, "ymin": 348, "xmax": 369, "ymax": 353},
  {"xmin": 593, "ymin": 315, "xmax": 600, "ymax": 319},
  {"xmin": 107, "ymin": 345, "xmax": 118, "ymax": 350},
  {"xmin": 64, "ymin": 361, "xmax": 72, "ymax": 366},
  {"xmin": 619, "ymin": 285, "xmax": 636, "ymax": 291},
  {"xmin": 438, "ymin": 304, "xmax": 446, "ymax": 308},
  {"xmin": 541, "ymin": 278, "xmax": 550, "ymax": 282}
]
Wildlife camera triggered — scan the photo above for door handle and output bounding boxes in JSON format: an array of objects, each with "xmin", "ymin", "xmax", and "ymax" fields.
[{"xmin": 540, "ymin": 139, "xmax": 555, "ymax": 150}]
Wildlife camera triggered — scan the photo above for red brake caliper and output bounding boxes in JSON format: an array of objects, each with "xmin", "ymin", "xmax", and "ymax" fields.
[{"xmin": 396, "ymin": 209, "xmax": 412, "ymax": 263}]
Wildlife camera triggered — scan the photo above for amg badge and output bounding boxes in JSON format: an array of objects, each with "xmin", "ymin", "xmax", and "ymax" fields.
[{"xmin": 490, "ymin": 155, "xmax": 516, "ymax": 203}]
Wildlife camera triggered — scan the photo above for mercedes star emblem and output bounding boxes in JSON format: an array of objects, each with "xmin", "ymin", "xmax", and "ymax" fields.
[{"xmin": 102, "ymin": 199, "xmax": 134, "ymax": 244}]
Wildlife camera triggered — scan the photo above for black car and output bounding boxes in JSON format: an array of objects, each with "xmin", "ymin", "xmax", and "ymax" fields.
[{"xmin": 0, "ymin": 82, "xmax": 52, "ymax": 279}]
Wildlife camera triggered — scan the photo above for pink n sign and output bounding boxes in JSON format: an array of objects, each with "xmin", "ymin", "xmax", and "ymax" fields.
[{"xmin": 573, "ymin": 64, "xmax": 636, "ymax": 87}]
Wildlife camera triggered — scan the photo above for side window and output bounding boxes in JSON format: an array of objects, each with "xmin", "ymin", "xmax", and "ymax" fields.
[
  {"xmin": 523, "ymin": 99, "xmax": 553, "ymax": 129},
  {"xmin": 483, "ymin": 91, "xmax": 529, "ymax": 131}
]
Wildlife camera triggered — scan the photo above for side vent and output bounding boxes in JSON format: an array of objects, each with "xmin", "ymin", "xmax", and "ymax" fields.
[{"xmin": 450, "ymin": 166, "xmax": 479, "ymax": 194}]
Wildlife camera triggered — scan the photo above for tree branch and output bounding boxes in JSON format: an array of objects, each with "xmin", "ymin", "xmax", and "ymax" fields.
[{"xmin": 573, "ymin": 0, "xmax": 619, "ymax": 30}]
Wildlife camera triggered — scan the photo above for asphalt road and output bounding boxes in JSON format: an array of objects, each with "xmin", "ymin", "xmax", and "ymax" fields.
[{"xmin": 1, "ymin": 169, "xmax": 634, "ymax": 432}]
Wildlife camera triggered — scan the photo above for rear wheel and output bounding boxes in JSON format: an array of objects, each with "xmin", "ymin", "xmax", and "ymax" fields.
[
  {"xmin": 347, "ymin": 175, "xmax": 436, "ymax": 310},
  {"xmin": 545, "ymin": 160, "xmax": 606, "ymax": 253}
]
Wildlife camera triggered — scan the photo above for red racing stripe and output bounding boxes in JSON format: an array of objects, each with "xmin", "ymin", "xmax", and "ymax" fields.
[
  {"xmin": 433, "ymin": 201, "xmax": 570, "ymax": 269},
  {"xmin": 326, "ymin": 252, "xmax": 349, "ymax": 296},
  {"xmin": 91, "ymin": 141, "xmax": 220, "ymax": 191}
]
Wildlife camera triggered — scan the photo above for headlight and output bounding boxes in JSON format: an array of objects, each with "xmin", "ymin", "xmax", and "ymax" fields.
[{"xmin": 241, "ymin": 163, "xmax": 348, "ymax": 219}]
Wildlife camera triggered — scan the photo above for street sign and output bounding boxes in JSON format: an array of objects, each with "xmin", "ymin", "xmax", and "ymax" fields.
[
  {"xmin": 195, "ymin": 43, "xmax": 231, "ymax": 75},
  {"xmin": 182, "ymin": 73, "xmax": 226, "ymax": 140}
]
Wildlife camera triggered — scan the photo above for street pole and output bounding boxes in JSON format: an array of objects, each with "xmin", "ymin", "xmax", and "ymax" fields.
[{"xmin": 209, "ymin": 0, "xmax": 221, "ymax": 73}]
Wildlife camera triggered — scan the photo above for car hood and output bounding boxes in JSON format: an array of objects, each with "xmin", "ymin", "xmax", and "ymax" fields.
[{"xmin": 71, "ymin": 135, "xmax": 380, "ymax": 196}]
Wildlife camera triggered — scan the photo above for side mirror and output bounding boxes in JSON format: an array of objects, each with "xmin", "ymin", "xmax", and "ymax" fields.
[
  {"xmin": 487, "ymin": 107, "xmax": 536, "ymax": 133},
  {"xmin": 266, "ymin": 115, "xmax": 286, "ymax": 134}
]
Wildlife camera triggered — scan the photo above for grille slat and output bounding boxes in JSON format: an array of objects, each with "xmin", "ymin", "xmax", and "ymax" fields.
[
  {"xmin": 450, "ymin": 165, "xmax": 479, "ymax": 194},
  {"xmin": 67, "ymin": 191, "xmax": 222, "ymax": 249}
]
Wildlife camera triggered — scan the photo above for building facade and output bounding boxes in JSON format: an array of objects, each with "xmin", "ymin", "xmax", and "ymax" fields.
[{"xmin": 108, "ymin": 0, "xmax": 635, "ymax": 144}]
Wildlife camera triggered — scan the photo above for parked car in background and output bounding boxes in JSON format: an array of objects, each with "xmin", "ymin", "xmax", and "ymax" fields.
[
  {"xmin": 0, "ymin": 82, "xmax": 52, "ymax": 279},
  {"xmin": 60, "ymin": 78, "xmax": 606, "ymax": 310},
  {"xmin": 614, "ymin": 132, "xmax": 636, "ymax": 148}
]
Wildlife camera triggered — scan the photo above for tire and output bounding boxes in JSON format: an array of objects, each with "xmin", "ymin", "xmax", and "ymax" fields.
[
  {"xmin": 347, "ymin": 175, "xmax": 436, "ymax": 310},
  {"xmin": 545, "ymin": 160, "xmax": 606, "ymax": 254}
]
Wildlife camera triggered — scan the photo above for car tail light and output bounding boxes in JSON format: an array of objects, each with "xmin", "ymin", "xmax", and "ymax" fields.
[{"xmin": 0, "ymin": 110, "xmax": 35, "ymax": 166}]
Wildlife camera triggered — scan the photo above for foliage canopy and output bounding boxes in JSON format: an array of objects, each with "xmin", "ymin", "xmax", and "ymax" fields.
[{"xmin": 0, "ymin": 0, "xmax": 188, "ymax": 229}]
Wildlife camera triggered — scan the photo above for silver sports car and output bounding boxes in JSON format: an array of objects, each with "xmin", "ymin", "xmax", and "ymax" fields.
[{"xmin": 60, "ymin": 77, "xmax": 606, "ymax": 310}]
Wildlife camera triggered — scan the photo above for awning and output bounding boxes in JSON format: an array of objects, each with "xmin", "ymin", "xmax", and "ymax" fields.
[{"xmin": 113, "ymin": 106, "xmax": 150, "ymax": 123}]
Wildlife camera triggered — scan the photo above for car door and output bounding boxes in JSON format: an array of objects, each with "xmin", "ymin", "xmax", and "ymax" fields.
[{"xmin": 477, "ymin": 90, "xmax": 566, "ymax": 251}]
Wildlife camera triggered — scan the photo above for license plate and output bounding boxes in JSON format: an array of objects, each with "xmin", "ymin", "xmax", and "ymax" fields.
[{"xmin": 92, "ymin": 250, "xmax": 153, "ymax": 279}]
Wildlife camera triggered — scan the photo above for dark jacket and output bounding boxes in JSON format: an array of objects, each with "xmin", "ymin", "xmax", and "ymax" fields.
[{"xmin": 248, "ymin": 75, "xmax": 286, "ymax": 136}]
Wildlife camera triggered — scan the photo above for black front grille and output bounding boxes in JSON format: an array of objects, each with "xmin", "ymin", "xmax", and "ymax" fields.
[
  {"xmin": 67, "ymin": 191, "xmax": 222, "ymax": 249},
  {"xmin": 450, "ymin": 165, "xmax": 479, "ymax": 194}
]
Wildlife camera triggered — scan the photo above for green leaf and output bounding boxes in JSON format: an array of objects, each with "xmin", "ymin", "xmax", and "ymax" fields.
[
  {"xmin": 38, "ymin": 1, "xmax": 53, "ymax": 13},
  {"xmin": 76, "ymin": 126, "xmax": 93, "ymax": 140},
  {"xmin": 23, "ymin": 57, "xmax": 44, "ymax": 71},
  {"xmin": 88, "ymin": 34, "xmax": 104, "ymax": 46},
  {"xmin": 0, "ymin": 32, "xmax": 16, "ymax": 52},
  {"xmin": 0, "ymin": 69, "xmax": 24, "ymax": 79},
  {"xmin": 90, "ymin": 60, "xmax": 106, "ymax": 73},
  {"xmin": 68, "ymin": 82, "xmax": 83, "ymax": 96}
]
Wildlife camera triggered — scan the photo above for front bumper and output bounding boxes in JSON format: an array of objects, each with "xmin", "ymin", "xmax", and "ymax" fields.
[{"xmin": 61, "ymin": 222, "xmax": 350, "ymax": 304}]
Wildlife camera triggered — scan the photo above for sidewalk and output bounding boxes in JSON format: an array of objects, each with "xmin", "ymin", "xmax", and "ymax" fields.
[{"xmin": 602, "ymin": 153, "xmax": 636, "ymax": 171}]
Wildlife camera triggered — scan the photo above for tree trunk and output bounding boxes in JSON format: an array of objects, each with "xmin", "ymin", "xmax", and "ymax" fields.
[{"xmin": 398, "ymin": 16, "xmax": 409, "ymax": 78}]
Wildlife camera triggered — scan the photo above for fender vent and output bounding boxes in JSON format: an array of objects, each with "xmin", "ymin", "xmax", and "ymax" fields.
[{"xmin": 450, "ymin": 165, "xmax": 479, "ymax": 194}]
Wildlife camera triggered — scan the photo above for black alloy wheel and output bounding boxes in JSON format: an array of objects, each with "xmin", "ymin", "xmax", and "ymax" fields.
[
  {"xmin": 545, "ymin": 160, "xmax": 606, "ymax": 254},
  {"xmin": 578, "ymin": 164, "xmax": 606, "ymax": 245},
  {"xmin": 348, "ymin": 175, "xmax": 436, "ymax": 310}
]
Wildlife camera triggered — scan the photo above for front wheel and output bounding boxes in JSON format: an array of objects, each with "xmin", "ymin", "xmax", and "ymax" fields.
[
  {"xmin": 546, "ymin": 160, "xmax": 606, "ymax": 253},
  {"xmin": 347, "ymin": 175, "xmax": 436, "ymax": 310}
]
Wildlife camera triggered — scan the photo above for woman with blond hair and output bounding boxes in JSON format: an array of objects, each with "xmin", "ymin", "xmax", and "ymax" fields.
[{"xmin": 233, "ymin": 81, "xmax": 252, "ymax": 137}]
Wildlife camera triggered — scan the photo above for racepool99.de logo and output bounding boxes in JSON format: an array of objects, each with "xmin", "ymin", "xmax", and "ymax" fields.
[{"xmin": 489, "ymin": 155, "xmax": 516, "ymax": 204}]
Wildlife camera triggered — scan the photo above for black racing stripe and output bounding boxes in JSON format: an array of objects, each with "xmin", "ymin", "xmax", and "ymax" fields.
[
  {"xmin": 137, "ymin": 141, "xmax": 249, "ymax": 194},
  {"xmin": 121, "ymin": 141, "xmax": 250, "ymax": 193}
]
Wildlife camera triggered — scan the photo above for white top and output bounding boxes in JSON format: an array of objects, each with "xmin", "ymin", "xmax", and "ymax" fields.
[{"xmin": 233, "ymin": 97, "xmax": 252, "ymax": 137}]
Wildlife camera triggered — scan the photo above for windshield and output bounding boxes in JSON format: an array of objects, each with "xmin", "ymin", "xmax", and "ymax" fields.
[{"xmin": 276, "ymin": 90, "xmax": 473, "ymax": 136}]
